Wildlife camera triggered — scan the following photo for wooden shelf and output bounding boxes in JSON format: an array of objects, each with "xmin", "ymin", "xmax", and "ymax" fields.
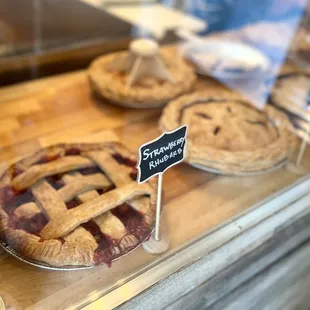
[{"xmin": 0, "ymin": 70, "xmax": 309, "ymax": 310}]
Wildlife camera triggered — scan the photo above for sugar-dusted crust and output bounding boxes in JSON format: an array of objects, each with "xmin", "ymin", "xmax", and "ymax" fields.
[
  {"xmin": 88, "ymin": 48, "xmax": 196, "ymax": 108},
  {"xmin": 160, "ymin": 91, "xmax": 296, "ymax": 174},
  {"xmin": 0, "ymin": 143, "xmax": 157, "ymax": 267}
]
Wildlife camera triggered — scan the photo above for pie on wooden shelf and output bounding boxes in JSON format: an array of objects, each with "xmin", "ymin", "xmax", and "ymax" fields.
[
  {"xmin": 0, "ymin": 142, "xmax": 157, "ymax": 267},
  {"xmin": 159, "ymin": 91, "xmax": 296, "ymax": 175},
  {"xmin": 88, "ymin": 39, "xmax": 196, "ymax": 108}
]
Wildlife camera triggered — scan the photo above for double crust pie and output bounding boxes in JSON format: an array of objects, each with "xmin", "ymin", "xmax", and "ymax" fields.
[
  {"xmin": 160, "ymin": 92, "xmax": 295, "ymax": 174},
  {"xmin": 270, "ymin": 72, "xmax": 310, "ymax": 112},
  {"xmin": 0, "ymin": 143, "xmax": 157, "ymax": 267},
  {"xmin": 88, "ymin": 48, "xmax": 196, "ymax": 108}
]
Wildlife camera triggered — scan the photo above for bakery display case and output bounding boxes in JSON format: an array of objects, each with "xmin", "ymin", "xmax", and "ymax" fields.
[
  {"xmin": 1, "ymin": 1, "xmax": 310, "ymax": 310},
  {"xmin": 0, "ymin": 0, "xmax": 135, "ymax": 86}
]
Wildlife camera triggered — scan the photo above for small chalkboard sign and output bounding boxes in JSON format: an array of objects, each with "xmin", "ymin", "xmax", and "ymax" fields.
[{"xmin": 137, "ymin": 126, "xmax": 187, "ymax": 183}]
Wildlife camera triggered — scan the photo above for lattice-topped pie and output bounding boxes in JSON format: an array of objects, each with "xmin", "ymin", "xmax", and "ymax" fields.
[
  {"xmin": 160, "ymin": 92, "xmax": 295, "ymax": 174},
  {"xmin": 0, "ymin": 143, "xmax": 157, "ymax": 267}
]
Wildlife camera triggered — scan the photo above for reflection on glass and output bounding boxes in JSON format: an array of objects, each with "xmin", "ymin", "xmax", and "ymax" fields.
[{"xmin": 172, "ymin": 0, "xmax": 307, "ymax": 108}]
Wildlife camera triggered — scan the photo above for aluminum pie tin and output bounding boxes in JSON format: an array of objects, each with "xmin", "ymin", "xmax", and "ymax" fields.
[
  {"xmin": 0, "ymin": 240, "xmax": 93, "ymax": 271},
  {"xmin": 0, "ymin": 228, "xmax": 154, "ymax": 271},
  {"xmin": 106, "ymin": 98, "xmax": 167, "ymax": 109},
  {"xmin": 189, "ymin": 158, "xmax": 289, "ymax": 176}
]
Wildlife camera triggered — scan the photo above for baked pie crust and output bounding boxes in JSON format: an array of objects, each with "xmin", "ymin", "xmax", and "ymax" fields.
[
  {"xmin": 88, "ymin": 48, "xmax": 196, "ymax": 108},
  {"xmin": 160, "ymin": 91, "xmax": 296, "ymax": 174},
  {"xmin": 0, "ymin": 143, "xmax": 157, "ymax": 267},
  {"xmin": 270, "ymin": 72, "xmax": 310, "ymax": 113}
]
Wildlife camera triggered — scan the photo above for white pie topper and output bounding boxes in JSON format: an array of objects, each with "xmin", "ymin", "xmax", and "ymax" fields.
[{"xmin": 109, "ymin": 38, "xmax": 175, "ymax": 87}]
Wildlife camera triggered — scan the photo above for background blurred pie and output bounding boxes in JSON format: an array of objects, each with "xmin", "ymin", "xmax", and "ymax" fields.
[
  {"xmin": 160, "ymin": 91, "xmax": 296, "ymax": 174},
  {"xmin": 88, "ymin": 47, "xmax": 196, "ymax": 108}
]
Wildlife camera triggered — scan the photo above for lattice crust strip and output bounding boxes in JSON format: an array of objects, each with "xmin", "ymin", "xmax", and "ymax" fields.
[
  {"xmin": 58, "ymin": 173, "xmax": 110, "ymax": 203},
  {"xmin": 14, "ymin": 202, "xmax": 41, "ymax": 219},
  {"xmin": 12, "ymin": 156, "xmax": 95, "ymax": 191},
  {"xmin": 32, "ymin": 181, "xmax": 68, "ymax": 219},
  {"xmin": 38, "ymin": 181, "xmax": 152, "ymax": 239},
  {"xmin": 87, "ymin": 151, "xmax": 152, "ymax": 218}
]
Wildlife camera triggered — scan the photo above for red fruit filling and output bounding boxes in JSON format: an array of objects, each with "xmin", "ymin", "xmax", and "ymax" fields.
[
  {"xmin": 45, "ymin": 175, "xmax": 65, "ymax": 190},
  {"xmin": 65, "ymin": 148, "xmax": 81, "ymax": 156},
  {"xmin": 65, "ymin": 199, "xmax": 80, "ymax": 210},
  {"xmin": 9, "ymin": 213, "xmax": 48, "ymax": 235},
  {"xmin": 130, "ymin": 168, "xmax": 138, "ymax": 181},
  {"xmin": 78, "ymin": 166, "xmax": 102, "ymax": 176},
  {"xmin": 112, "ymin": 204, "xmax": 150, "ymax": 240},
  {"xmin": 33, "ymin": 154, "xmax": 61, "ymax": 165},
  {"xmin": 10, "ymin": 165, "xmax": 24, "ymax": 178},
  {"xmin": 82, "ymin": 220, "xmax": 114, "ymax": 267},
  {"xmin": 0, "ymin": 186, "xmax": 34, "ymax": 216},
  {"xmin": 112, "ymin": 153, "xmax": 137, "ymax": 168},
  {"xmin": 79, "ymin": 204, "xmax": 150, "ymax": 266}
]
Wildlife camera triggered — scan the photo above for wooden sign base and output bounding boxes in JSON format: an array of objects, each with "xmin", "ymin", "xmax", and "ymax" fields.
[{"xmin": 143, "ymin": 231, "xmax": 170, "ymax": 255}]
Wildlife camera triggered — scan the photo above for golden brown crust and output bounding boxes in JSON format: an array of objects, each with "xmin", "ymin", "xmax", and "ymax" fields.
[
  {"xmin": 0, "ymin": 143, "xmax": 157, "ymax": 267},
  {"xmin": 160, "ymin": 91, "xmax": 296, "ymax": 174},
  {"xmin": 58, "ymin": 173, "xmax": 110, "ymax": 202},
  {"xmin": 40, "ymin": 182, "xmax": 153, "ymax": 240},
  {"xmin": 12, "ymin": 156, "xmax": 95, "ymax": 191},
  {"xmin": 88, "ymin": 48, "xmax": 196, "ymax": 108}
]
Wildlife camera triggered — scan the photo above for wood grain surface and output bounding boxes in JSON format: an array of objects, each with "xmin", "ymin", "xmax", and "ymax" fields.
[{"xmin": 0, "ymin": 70, "xmax": 309, "ymax": 310}]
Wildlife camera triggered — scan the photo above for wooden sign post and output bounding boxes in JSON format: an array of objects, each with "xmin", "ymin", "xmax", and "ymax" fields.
[{"xmin": 137, "ymin": 126, "xmax": 187, "ymax": 252}]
